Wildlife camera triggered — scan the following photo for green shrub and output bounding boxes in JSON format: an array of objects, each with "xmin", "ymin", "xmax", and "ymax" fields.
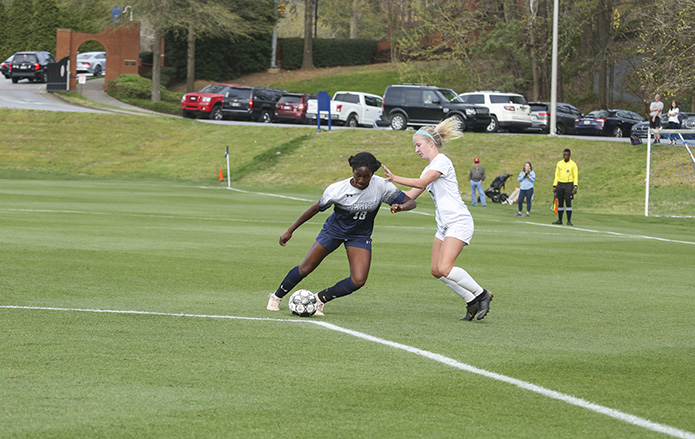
[{"xmin": 278, "ymin": 38, "xmax": 377, "ymax": 70}]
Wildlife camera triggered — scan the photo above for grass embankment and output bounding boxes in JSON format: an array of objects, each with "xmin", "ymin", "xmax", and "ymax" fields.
[{"xmin": 1, "ymin": 109, "xmax": 648, "ymax": 215}]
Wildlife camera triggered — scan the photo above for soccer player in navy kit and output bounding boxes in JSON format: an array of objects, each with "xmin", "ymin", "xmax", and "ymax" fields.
[
  {"xmin": 267, "ymin": 152, "xmax": 416, "ymax": 315},
  {"xmin": 382, "ymin": 118, "xmax": 493, "ymax": 321}
]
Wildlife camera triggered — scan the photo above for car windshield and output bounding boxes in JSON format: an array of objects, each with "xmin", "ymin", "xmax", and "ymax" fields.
[
  {"xmin": 200, "ymin": 84, "xmax": 231, "ymax": 94},
  {"xmin": 530, "ymin": 104, "xmax": 548, "ymax": 111},
  {"xmin": 77, "ymin": 54, "xmax": 92, "ymax": 59},
  {"xmin": 438, "ymin": 89, "xmax": 463, "ymax": 103},
  {"xmin": 586, "ymin": 110, "xmax": 609, "ymax": 118},
  {"xmin": 13, "ymin": 54, "xmax": 37, "ymax": 63}
]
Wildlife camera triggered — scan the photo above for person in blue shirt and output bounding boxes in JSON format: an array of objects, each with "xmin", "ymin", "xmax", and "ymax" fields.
[
  {"xmin": 267, "ymin": 152, "xmax": 416, "ymax": 316},
  {"xmin": 515, "ymin": 161, "xmax": 536, "ymax": 217}
]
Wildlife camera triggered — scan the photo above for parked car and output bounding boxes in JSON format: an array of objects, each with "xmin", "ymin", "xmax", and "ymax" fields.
[
  {"xmin": 458, "ymin": 90, "xmax": 532, "ymax": 133},
  {"xmin": 181, "ymin": 83, "xmax": 241, "ymax": 120},
  {"xmin": 10, "ymin": 51, "xmax": 55, "ymax": 83},
  {"xmin": 526, "ymin": 102, "xmax": 582, "ymax": 135},
  {"xmin": 307, "ymin": 91, "xmax": 383, "ymax": 127},
  {"xmin": 1, "ymin": 55, "xmax": 14, "ymax": 79},
  {"xmin": 574, "ymin": 109, "xmax": 645, "ymax": 137},
  {"xmin": 630, "ymin": 112, "xmax": 695, "ymax": 138},
  {"xmin": 76, "ymin": 51, "xmax": 106, "ymax": 76},
  {"xmin": 382, "ymin": 84, "xmax": 491, "ymax": 131},
  {"xmin": 220, "ymin": 86, "xmax": 286, "ymax": 122},
  {"xmin": 274, "ymin": 93, "xmax": 315, "ymax": 124}
]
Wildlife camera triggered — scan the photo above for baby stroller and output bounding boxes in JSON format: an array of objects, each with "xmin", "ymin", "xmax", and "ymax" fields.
[{"xmin": 484, "ymin": 173, "xmax": 512, "ymax": 203}]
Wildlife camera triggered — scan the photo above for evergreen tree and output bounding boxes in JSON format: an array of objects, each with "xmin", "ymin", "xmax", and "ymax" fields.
[
  {"xmin": 7, "ymin": 0, "xmax": 35, "ymax": 52},
  {"xmin": 0, "ymin": 2, "xmax": 8, "ymax": 57},
  {"xmin": 31, "ymin": 0, "xmax": 61, "ymax": 53}
]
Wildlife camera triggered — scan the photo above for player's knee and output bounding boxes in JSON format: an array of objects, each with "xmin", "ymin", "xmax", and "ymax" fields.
[{"xmin": 351, "ymin": 276, "xmax": 367, "ymax": 289}]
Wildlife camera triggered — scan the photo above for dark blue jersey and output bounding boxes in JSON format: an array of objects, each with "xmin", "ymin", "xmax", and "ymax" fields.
[{"xmin": 318, "ymin": 176, "xmax": 406, "ymax": 239}]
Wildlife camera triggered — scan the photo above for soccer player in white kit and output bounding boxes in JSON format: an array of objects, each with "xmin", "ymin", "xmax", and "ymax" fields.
[
  {"xmin": 267, "ymin": 152, "xmax": 416, "ymax": 315},
  {"xmin": 382, "ymin": 118, "xmax": 493, "ymax": 321}
]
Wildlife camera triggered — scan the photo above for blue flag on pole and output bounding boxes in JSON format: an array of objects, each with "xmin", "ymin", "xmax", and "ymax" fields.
[{"xmin": 225, "ymin": 147, "xmax": 229, "ymax": 157}]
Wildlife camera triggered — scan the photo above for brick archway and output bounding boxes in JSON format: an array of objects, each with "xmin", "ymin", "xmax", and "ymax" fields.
[{"xmin": 56, "ymin": 22, "xmax": 140, "ymax": 91}]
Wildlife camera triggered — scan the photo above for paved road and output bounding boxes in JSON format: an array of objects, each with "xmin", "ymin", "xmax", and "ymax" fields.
[
  {"xmin": 0, "ymin": 79, "xmax": 106, "ymax": 113},
  {"xmin": 0, "ymin": 77, "xmax": 631, "ymax": 141}
]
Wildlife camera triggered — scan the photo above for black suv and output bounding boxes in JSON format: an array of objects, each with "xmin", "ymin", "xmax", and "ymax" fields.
[
  {"xmin": 10, "ymin": 51, "xmax": 55, "ymax": 83},
  {"xmin": 221, "ymin": 86, "xmax": 286, "ymax": 123},
  {"xmin": 382, "ymin": 84, "xmax": 491, "ymax": 131}
]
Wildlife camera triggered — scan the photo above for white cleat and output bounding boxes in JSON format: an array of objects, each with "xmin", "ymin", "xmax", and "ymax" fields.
[
  {"xmin": 314, "ymin": 294, "xmax": 325, "ymax": 316},
  {"xmin": 267, "ymin": 293, "xmax": 281, "ymax": 311}
]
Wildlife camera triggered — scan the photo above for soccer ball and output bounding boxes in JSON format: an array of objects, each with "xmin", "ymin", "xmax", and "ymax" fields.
[{"xmin": 288, "ymin": 289, "xmax": 317, "ymax": 317}]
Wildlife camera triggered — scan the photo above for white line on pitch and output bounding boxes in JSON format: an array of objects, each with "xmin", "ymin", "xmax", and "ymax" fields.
[
  {"xmin": 1, "ymin": 305, "xmax": 693, "ymax": 439},
  {"xmin": 527, "ymin": 221, "xmax": 695, "ymax": 245}
]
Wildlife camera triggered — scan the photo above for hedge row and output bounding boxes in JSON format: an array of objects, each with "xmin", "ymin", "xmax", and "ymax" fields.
[{"xmin": 278, "ymin": 38, "xmax": 377, "ymax": 70}]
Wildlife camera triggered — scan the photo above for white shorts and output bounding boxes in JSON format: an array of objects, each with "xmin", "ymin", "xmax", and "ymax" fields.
[{"xmin": 435, "ymin": 218, "xmax": 474, "ymax": 245}]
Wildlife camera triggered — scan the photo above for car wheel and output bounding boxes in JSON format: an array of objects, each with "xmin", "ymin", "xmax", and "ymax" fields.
[
  {"xmin": 94, "ymin": 65, "xmax": 102, "ymax": 77},
  {"xmin": 612, "ymin": 126, "xmax": 623, "ymax": 137},
  {"xmin": 258, "ymin": 110, "xmax": 272, "ymax": 123},
  {"xmin": 346, "ymin": 114, "xmax": 358, "ymax": 128},
  {"xmin": 209, "ymin": 105, "xmax": 223, "ymax": 120},
  {"xmin": 390, "ymin": 113, "xmax": 407, "ymax": 130},
  {"xmin": 11, "ymin": 76, "xmax": 18, "ymax": 83},
  {"xmin": 448, "ymin": 114, "xmax": 466, "ymax": 132},
  {"xmin": 555, "ymin": 123, "xmax": 565, "ymax": 135},
  {"xmin": 486, "ymin": 115, "xmax": 499, "ymax": 133}
]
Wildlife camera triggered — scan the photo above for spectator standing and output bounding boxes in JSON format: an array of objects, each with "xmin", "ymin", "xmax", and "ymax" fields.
[
  {"xmin": 468, "ymin": 158, "xmax": 486, "ymax": 207},
  {"xmin": 552, "ymin": 148, "xmax": 578, "ymax": 226},
  {"xmin": 515, "ymin": 161, "xmax": 535, "ymax": 217},
  {"xmin": 667, "ymin": 101, "xmax": 680, "ymax": 145},
  {"xmin": 649, "ymin": 94, "xmax": 664, "ymax": 144}
]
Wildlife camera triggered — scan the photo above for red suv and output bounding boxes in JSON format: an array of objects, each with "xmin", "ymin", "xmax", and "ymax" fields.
[
  {"xmin": 274, "ymin": 93, "xmax": 315, "ymax": 124},
  {"xmin": 181, "ymin": 83, "xmax": 240, "ymax": 120}
]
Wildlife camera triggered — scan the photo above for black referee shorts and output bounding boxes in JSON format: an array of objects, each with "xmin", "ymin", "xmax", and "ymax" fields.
[{"xmin": 556, "ymin": 182, "xmax": 574, "ymax": 203}]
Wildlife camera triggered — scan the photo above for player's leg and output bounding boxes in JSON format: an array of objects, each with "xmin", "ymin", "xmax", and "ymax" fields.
[
  {"xmin": 314, "ymin": 242, "xmax": 372, "ymax": 315},
  {"xmin": 267, "ymin": 240, "xmax": 331, "ymax": 310}
]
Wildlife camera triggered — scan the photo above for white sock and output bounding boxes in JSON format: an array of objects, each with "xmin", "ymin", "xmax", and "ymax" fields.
[
  {"xmin": 446, "ymin": 267, "xmax": 484, "ymax": 297},
  {"xmin": 439, "ymin": 276, "xmax": 476, "ymax": 302}
]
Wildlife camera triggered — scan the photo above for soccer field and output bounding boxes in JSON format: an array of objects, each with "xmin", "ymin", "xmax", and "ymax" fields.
[{"xmin": 1, "ymin": 178, "xmax": 693, "ymax": 439}]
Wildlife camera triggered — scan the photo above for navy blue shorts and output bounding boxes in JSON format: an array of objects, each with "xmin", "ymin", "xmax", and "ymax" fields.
[{"xmin": 316, "ymin": 228, "xmax": 372, "ymax": 252}]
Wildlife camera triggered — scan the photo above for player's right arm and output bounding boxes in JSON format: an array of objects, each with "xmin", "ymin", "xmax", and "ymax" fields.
[{"xmin": 280, "ymin": 201, "xmax": 320, "ymax": 246}]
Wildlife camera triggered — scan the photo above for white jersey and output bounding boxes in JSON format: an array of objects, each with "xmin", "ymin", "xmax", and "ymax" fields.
[{"xmin": 422, "ymin": 153, "xmax": 471, "ymax": 227}]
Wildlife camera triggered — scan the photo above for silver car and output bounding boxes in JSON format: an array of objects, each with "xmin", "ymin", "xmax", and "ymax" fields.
[{"xmin": 76, "ymin": 51, "xmax": 106, "ymax": 76}]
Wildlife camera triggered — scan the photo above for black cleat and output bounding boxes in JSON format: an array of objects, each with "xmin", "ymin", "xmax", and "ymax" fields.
[
  {"xmin": 566, "ymin": 221, "xmax": 574, "ymax": 226},
  {"xmin": 459, "ymin": 300, "xmax": 479, "ymax": 321},
  {"xmin": 476, "ymin": 291, "xmax": 493, "ymax": 320},
  {"xmin": 552, "ymin": 220, "xmax": 562, "ymax": 225}
]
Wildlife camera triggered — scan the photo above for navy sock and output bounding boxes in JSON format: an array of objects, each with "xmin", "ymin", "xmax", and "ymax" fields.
[
  {"xmin": 274, "ymin": 266, "xmax": 304, "ymax": 298},
  {"xmin": 318, "ymin": 277, "xmax": 359, "ymax": 303}
]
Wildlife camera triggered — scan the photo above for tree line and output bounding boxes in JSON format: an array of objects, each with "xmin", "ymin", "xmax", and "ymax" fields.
[{"xmin": 1, "ymin": 0, "xmax": 693, "ymax": 111}]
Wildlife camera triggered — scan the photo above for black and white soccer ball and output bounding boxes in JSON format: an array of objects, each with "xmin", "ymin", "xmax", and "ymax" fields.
[{"xmin": 288, "ymin": 289, "xmax": 317, "ymax": 317}]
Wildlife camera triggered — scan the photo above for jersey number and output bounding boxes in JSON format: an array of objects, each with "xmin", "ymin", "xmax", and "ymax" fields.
[{"xmin": 353, "ymin": 211, "xmax": 367, "ymax": 220}]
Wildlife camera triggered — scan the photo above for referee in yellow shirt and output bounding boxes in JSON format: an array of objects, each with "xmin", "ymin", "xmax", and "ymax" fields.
[{"xmin": 552, "ymin": 148, "xmax": 578, "ymax": 226}]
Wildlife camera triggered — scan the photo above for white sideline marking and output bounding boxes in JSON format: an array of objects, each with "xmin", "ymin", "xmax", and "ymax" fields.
[
  {"xmin": 2, "ymin": 305, "xmax": 693, "ymax": 439},
  {"xmin": 527, "ymin": 222, "xmax": 695, "ymax": 246}
]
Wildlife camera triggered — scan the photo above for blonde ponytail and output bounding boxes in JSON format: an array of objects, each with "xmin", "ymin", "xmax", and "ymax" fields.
[{"xmin": 414, "ymin": 117, "xmax": 463, "ymax": 146}]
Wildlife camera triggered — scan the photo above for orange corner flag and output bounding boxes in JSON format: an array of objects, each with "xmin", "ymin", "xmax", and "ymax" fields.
[{"xmin": 218, "ymin": 169, "xmax": 224, "ymax": 181}]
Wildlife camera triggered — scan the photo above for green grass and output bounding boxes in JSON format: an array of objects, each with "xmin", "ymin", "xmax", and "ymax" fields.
[
  {"xmin": 0, "ymin": 177, "xmax": 693, "ymax": 438},
  {"xmin": 262, "ymin": 64, "xmax": 402, "ymax": 97},
  {"xmin": 1, "ymin": 109, "xmax": 650, "ymax": 215}
]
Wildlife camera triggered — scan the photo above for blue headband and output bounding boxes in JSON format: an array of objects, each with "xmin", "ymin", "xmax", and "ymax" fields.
[{"xmin": 415, "ymin": 129, "xmax": 438, "ymax": 144}]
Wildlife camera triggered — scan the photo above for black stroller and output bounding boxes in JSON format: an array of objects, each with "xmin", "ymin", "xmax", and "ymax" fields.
[{"xmin": 484, "ymin": 173, "xmax": 512, "ymax": 203}]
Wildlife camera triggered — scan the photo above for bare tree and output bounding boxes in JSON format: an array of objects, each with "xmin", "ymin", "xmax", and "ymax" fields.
[{"xmin": 302, "ymin": 0, "xmax": 314, "ymax": 69}]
